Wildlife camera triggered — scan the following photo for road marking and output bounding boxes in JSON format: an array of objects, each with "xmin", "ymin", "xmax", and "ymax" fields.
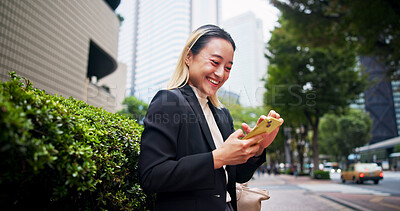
[
  {"xmin": 298, "ymin": 184, "xmax": 390, "ymax": 196},
  {"xmin": 369, "ymin": 196, "xmax": 383, "ymax": 202},
  {"xmin": 380, "ymin": 202, "xmax": 400, "ymax": 210},
  {"xmin": 320, "ymin": 194, "xmax": 373, "ymax": 211},
  {"xmin": 313, "ymin": 195, "xmax": 353, "ymax": 211}
]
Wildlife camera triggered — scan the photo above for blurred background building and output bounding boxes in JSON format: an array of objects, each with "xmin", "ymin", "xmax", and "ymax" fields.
[
  {"xmin": 221, "ymin": 12, "xmax": 267, "ymax": 107},
  {"xmin": 0, "ymin": 0, "xmax": 124, "ymax": 112},
  {"xmin": 361, "ymin": 57, "xmax": 399, "ymax": 144},
  {"xmin": 117, "ymin": 0, "xmax": 221, "ymax": 103},
  {"xmin": 355, "ymin": 57, "xmax": 400, "ymax": 167},
  {"xmin": 116, "ymin": 0, "xmax": 137, "ymax": 98}
]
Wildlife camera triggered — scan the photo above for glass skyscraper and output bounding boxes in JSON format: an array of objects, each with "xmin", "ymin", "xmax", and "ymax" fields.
[
  {"xmin": 117, "ymin": 0, "xmax": 220, "ymax": 103},
  {"xmin": 135, "ymin": 0, "xmax": 191, "ymax": 102},
  {"xmin": 222, "ymin": 12, "xmax": 266, "ymax": 107},
  {"xmin": 116, "ymin": 0, "xmax": 137, "ymax": 97},
  {"xmin": 392, "ymin": 79, "xmax": 400, "ymax": 135},
  {"xmin": 361, "ymin": 56, "xmax": 399, "ymax": 144}
]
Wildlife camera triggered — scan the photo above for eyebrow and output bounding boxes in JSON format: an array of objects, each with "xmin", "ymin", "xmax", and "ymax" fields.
[{"xmin": 211, "ymin": 54, "xmax": 233, "ymax": 65}]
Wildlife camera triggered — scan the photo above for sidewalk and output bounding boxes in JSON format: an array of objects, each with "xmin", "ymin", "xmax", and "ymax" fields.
[
  {"xmin": 248, "ymin": 174, "xmax": 352, "ymax": 211},
  {"xmin": 249, "ymin": 173, "xmax": 334, "ymax": 186},
  {"xmin": 247, "ymin": 174, "xmax": 400, "ymax": 211}
]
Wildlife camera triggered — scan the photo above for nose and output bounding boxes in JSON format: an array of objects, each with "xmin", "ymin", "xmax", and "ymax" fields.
[{"xmin": 214, "ymin": 66, "xmax": 224, "ymax": 78}]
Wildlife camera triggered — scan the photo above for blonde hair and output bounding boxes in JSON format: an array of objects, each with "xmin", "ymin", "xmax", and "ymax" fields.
[{"xmin": 166, "ymin": 25, "xmax": 235, "ymax": 109}]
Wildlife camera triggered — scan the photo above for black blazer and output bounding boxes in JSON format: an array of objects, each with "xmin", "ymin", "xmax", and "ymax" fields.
[{"xmin": 138, "ymin": 84, "xmax": 266, "ymax": 211}]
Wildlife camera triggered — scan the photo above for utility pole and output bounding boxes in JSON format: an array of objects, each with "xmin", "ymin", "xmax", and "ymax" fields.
[{"xmin": 284, "ymin": 127, "xmax": 292, "ymax": 170}]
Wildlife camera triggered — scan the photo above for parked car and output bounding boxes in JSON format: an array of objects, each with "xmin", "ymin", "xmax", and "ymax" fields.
[
  {"xmin": 341, "ymin": 163, "xmax": 383, "ymax": 184},
  {"xmin": 323, "ymin": 162, "xmax": 341, "ymax": 173}
]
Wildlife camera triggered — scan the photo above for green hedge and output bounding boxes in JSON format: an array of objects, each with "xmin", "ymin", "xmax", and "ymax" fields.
[
  {"xmin": 297, "ymin": 172, "xmax": 310, "ymax": 176},
  {"xmin": 313, "ymin": 170, "xmax": 330, "ymax": 180},
  {"xmin": 0, "ymin": 72, "xmax": 150, "ymax": 210}
]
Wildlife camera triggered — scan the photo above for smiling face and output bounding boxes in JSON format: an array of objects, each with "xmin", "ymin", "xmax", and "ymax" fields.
[{"xmin": 185, "ymin": 38, "xmax": 234, "ymax": 97}]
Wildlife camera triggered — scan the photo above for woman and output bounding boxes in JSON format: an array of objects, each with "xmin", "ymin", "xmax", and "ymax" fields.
[{"xmin": 138, "ymin": 25, "xmax": 283, "ymax": 211}]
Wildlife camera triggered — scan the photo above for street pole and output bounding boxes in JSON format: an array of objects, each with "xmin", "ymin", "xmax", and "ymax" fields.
[{"xmin": 284, "ymin": 127, "xmax": 292, "ymax": 171}]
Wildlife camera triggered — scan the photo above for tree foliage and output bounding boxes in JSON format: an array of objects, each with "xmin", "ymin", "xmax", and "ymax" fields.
[
  {"xmin": 220, "ymin": 99, "xmax": 285, "ymax": 158},
  {"xmin": 319, "ymin": 109, "xmax": 372, "ymax": 165},
  {"xmin": 394, "ymin": 144, "xmax": 400, "ymax": 153},
  {"xmin": 118, "ymin": 96, "xmax": 149, "ymax": 124},
  {"xmin": 270, "ymin": 0, "xmax": 400, "ymax": 79},
  {"xmin": 264, "ymin": 18, "xmax": 367, "ymax": 169}
]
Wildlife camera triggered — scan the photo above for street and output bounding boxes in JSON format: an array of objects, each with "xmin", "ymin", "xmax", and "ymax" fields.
[
  {"xmin": 330, "ymin": 171, "xmax": 400, "ymax": 197},
  {"xmin": 247, "ymin": 171, "xmax": 400, "ymax": 211}
]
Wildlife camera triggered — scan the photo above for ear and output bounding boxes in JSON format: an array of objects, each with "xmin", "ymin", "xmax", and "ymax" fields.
[{"xmin": 185, "ymin": 50, "xmax": 192, "ymax": 66}]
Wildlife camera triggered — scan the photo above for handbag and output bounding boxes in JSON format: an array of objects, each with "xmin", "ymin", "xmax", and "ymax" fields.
[{"xmin": 236, "ymin": 183, "xmax": 270, "ymax": 211}]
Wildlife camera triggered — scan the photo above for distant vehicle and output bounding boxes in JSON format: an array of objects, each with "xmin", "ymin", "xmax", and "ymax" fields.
[
  {"xmin": 323, "ymin": 162, "xmax": 341, "ymax": 173},
  {"xmin": 341, "ymin": 163, "xmax": 383, "ymax": 184}
]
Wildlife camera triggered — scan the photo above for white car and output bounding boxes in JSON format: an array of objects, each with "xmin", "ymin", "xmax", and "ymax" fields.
[{"xmin": 323, "ymin": 163, "xmax": 341, "ymax": 173}]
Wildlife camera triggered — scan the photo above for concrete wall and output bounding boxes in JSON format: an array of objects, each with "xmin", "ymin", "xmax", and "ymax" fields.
[{"xmin": 0, "ymin": 0, "xmax": 121, "ymax": 112}]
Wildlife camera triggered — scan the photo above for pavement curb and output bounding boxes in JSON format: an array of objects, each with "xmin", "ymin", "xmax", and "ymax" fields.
[{"xmin": 320, "ymin": 194, "xmax": 373, "ymax": 211}]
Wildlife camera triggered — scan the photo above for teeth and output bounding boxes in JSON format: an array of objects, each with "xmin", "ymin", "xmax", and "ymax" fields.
[{"xmin": 208, "ymin": 78, "xmax": 219, "ymax": 85}]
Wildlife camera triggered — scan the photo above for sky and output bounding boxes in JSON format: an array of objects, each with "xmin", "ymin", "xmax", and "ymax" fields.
[{"xmin": 221, "ymin": 0, "xmax": 280, "ymax": 42}]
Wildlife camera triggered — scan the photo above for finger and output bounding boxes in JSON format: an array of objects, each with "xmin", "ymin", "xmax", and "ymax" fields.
[
  {"xmin": 246, "ymin": 144, "xmax": 260, "ymax": 156},
  {"xmin": 257, "ymin": 115, "xmax": 267, "ymax": 125},
  {"xmin": 242, "ymin": 123, "xmax": 252, "ymax": 134},
  {"xmin": 268, "ymin": 110, "xmax": 275, "ymax": 117},
  {"xmin": 244, "ymin": 133, "xmax": 264, "ymax": 146},
  {"xmin": 269, "ymin": 110, "xmax": 280, "ymax": 119},
  {"xmin": 233, "ymin": 129, "xmax": 244, "ymax": 138},
  {"xmin": 279, "ymin": 118, "xmax": 284, "ymax": 125}
]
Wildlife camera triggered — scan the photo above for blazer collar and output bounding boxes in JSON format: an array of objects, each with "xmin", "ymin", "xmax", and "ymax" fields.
[{"xmin": 180, "ymin": 84, "xmax": 216, "ymax": 150}]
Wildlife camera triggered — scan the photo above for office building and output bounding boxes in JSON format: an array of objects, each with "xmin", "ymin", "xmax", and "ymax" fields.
[
  {"xmin": 392, "ymin": 79, "xmax": 400, "ymax": 135},
  {"xmin": 346, "ymin": 58, "xmax": 400, "ymax": 170},
  {"xmin": 361, "ymin": 57, "xmax": 399, "ymax": 144},
  {"xmin": 0, "ymin": 0, "xmax": 123, "ymax": 112},
  {"xmin": 116, "ymin": 0, "xmax": 137, "ymax": 96},
  {"xmin": 134, "ymin": 0, "xmax": 191, "ymax": 102},
  {"xmin": 116, "ymin": 0, "xmax": 220, "ymax": 103},
  {"xmin": 222, "ymin": 12, "xmax": 267, "ymax": 107}
]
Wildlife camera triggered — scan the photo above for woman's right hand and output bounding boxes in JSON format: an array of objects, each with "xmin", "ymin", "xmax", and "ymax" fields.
[{"xmin": 212, "ymin": 129, "xmax": 264, "ymax": 169}]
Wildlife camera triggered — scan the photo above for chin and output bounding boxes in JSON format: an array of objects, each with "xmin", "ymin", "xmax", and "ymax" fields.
[
  {"xmin": 207, "ymin": 92, "xmax": 216, "ymax": 97},
  {"xmin": 206, "ymin": 88, "xmax": 218, "ymax": 96}
]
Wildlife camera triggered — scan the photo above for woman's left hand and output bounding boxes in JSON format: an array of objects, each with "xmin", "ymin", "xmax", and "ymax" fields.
[{"xmin": 242, "ymin": 110, "xmax": 284, "ymax": 157}]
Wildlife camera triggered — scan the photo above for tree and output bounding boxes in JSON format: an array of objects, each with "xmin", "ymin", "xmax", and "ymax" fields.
[
  {"xmin": 221, "ymin": 101, "xmax": 267, "ymax": 130},
  {"xmin": 394, "ymin": 144, "xmax": 400, "ymax": 153},
  {"xmin": 319, "ymin": 109, "xmax": 372, "ymax": 167},
  {"xmin": 118, "ymin": 96, "xmax": 149, "ymax": 124},
  {"xmin": 270, "ymin": 0, "xmax": 400, "ymax": 80},
  {"xmin": 264, "ymin": 18, "xmax": 367, "ymax": 170},
  {"xmin": 292, "ymin": 124, "xmax": 309, "ymax": 173},
  {"xmin": 220, "ymin": 98, "xmax": 285, "ymax": 163},
  {"xmin": 318, "ymin": 114, "xmax": 340, "ymax": 159}
]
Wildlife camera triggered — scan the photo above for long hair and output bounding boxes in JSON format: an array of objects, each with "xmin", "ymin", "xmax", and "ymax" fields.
[{"xmin": 166, "ymin": 25, "xmax": 236, "ymax": 108}]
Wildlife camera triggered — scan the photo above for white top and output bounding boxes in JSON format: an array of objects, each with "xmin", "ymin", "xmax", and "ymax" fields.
[{"xmin": 190, "ymin": 85, "xmax": 231, "ymax": 203}]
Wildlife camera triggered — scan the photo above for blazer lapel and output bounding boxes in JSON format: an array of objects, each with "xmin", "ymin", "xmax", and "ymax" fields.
[
  {"xmin": 180, "ymin": 84, "xmax": 216, "ymax": 150},
  {"xmin": 208, "ymin": 101, "xmax": 231, "ymax": 141}
]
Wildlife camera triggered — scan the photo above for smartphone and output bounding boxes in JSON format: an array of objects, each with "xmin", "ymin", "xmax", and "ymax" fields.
[{"xmin": 242, "ymin": 117, "xmax": 281, "ymax": 140}]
